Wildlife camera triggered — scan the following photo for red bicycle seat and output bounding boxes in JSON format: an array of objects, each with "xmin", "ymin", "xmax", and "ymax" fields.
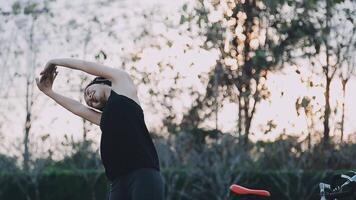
[{"xmin": 230, "ymin": 184, "xmax": 271, "ymax": 197}]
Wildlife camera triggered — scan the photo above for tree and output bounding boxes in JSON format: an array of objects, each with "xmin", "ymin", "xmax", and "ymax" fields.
[
  {"xmin": 334, "ymin": 2, "xmax": 356, "ymax": 142},
  {"xmin": 179, "ymin": 0, "xmax": 320, "ymax": 146},
  {"xmin": 4, "ymin": 0, "xmax": 52, "ymax": 173},
  {"xmin": 0, "ymin": 1, "xmax": 56, "ymax": 199},
  {"xmin": 293, "ymin": 0, "xmax": 354, "ymax": 145}
]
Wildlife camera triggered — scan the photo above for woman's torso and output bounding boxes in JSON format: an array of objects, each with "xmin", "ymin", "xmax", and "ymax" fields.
[{"xmin": 99, "ymin": 89, "xmax": 160, "ymax": 181}]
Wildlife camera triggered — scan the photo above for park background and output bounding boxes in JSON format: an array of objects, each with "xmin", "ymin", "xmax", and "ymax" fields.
[{"xmin": 0, "ymin": 0, "xmax": 355, "ymax": 199}]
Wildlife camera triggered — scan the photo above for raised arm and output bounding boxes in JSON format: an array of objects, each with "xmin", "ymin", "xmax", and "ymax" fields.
[
  {"xmin": 41, "ymin": 58, "xmax": 126, "ymax": 82},
  {"xmin": 47, "ymin": 91, "xmax": 102, "ymax": 126},
  {"xmin": 35, "ymin": 70, "xmax": 102, "ymax": 126}
]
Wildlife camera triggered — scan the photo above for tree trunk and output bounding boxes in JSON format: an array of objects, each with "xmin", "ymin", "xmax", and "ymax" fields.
[
  {"xmin": 214, "ymin": 62, "xmax": 220, "ymax": 131},
  {"xmin": 340, "ymin": 79, "xmax": 347, "ymax": 142},
  {"xmin": 241, "ymin": 0, "xmax": 254, "ymax": 146},
  {"xmin": 323, "ymin": 76, "xmax": 331, "ymax": 144},
  {"xmin": 323, "ymin": 0, "xmax": 331, "ymax": 146},
  {"xmin": 243, "ymin": 96, "xmax": 249, "ymax": 146},
  {"xmin": 23, "ymin": 111, "xmax": 30, "ymax": 171},
  {"xmin": 305, "ymin": 109, "xmax": 312, "ymax": 150},
  {"xmin": 237, "ymin": 96, "xmax": 242, "ymax": 139},
  {"xmin": 24, "ymin": 78, "xmax": 32, "ymax": 172},
  {"xmin": 80, "ymin": 77, "xmax": 88, "ymax": 141}
]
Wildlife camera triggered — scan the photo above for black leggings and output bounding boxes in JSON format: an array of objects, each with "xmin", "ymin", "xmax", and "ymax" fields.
[{"xmin": 107, "ymin": 168, "xmax": 165, "ymax": 200}]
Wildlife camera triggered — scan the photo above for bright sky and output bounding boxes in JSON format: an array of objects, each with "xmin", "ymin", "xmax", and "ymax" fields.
[{"xmin": 0, "ymin": 0, "xmax": 355, "ymax": 159}]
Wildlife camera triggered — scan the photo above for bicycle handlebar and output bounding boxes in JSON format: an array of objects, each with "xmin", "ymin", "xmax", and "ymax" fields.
[{"xmin": 319, "ymin": 172, "xmax": 356, "ymax": 200}]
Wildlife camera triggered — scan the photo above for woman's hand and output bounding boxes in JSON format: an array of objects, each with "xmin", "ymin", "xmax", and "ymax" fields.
[
  {"xmin": 40, "ymin": 61, "xmax": 57, "ymax": 80},
  {"xmin": 36, "ymin": 69, "xmax": 58, "ymax": 95}
]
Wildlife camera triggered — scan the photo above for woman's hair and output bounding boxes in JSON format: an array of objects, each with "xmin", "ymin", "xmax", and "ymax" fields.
[
  {"xmin": 84, "ymin": 77, "xmax": 111, "ymax": 111},
  {"xmin": 85, "ymin": 76, "xmax": 112, "ymax": 90}
]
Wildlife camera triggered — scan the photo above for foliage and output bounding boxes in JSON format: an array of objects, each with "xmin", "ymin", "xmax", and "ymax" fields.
[
  {"xmin": 176, "ymin": 0, "xmax": 336, "ymax": 146},
  {"xmin": 0, "ymin": 170, "xmax": 107, "ymax": 200},
  {"xmin": 0, "ymin": 127, "xmax": 355, "ymax": 199},
  {"xmin": 0, "ymin": 168, "xmax": 355, "ymax": 200}
]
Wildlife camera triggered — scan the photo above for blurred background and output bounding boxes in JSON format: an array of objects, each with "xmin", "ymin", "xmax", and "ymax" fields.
[{"xmin": 0, "ymin": 0, "xmax": 355, "ymax": 199}]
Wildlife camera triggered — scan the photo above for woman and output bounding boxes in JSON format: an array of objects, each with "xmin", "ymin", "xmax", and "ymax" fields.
[{"xmin": 35, "ymin": 58, "xmax": 165, "ymax": 200}]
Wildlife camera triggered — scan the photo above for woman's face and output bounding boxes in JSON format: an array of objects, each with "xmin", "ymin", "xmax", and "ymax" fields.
[{"xmin": 84, "ymin": 84, "xmax": 107, "ymax": 110}]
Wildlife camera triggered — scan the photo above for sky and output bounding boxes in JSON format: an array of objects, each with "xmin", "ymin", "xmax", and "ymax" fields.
[{"xmin": 0, "ymin": 0, "xmax": 355, "ymax": 158}]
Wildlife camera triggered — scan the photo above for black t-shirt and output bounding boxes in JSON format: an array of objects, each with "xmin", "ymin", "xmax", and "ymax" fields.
[{"xmin": 99, "ymin": 89, "xmax": 160, "ymax": 181}]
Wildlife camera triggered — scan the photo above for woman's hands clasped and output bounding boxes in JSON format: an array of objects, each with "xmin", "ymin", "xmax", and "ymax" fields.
[{"xmin": 35, "ymin": 62, "xmax": 58, "ymax": 95}]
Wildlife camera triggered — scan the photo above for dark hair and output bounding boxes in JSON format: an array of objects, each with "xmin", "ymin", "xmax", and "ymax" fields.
[
  {"xmin": 85, "ymin": 77, "xmax": 111, "ymax": 111},
  {"xmin": 85, "ymin": 76, "xmax": 112, "ymax": 90}
]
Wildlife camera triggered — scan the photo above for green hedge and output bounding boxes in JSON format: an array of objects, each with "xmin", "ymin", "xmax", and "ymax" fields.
[
  {"xmin": 0, "ymin": 170, "xmax": 108, "ymax": 200},
  {"xmin": 0, "ymin": 169, "xmax": 355, "ymax": 200}
]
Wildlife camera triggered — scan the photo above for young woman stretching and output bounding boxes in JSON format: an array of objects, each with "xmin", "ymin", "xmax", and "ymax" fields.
[{"xmin": 35, "ymin": 58, "xmax": 165, "ymax": 200}]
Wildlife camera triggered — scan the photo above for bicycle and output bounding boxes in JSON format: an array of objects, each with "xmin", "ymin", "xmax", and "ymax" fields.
[
  {"xmin": 229, "ymin": 171, "xmax": 356, "ymax": 200},
  {"xmin": 319, "ymin": 171, "xmax": 356, "ymax": 200}
]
